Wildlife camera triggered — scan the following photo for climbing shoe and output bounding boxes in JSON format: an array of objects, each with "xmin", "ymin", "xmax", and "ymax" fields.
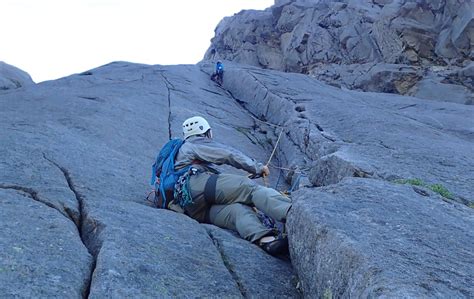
[{"xmin": 259, "ymin": 235, "xmax": 289, "ymax": 256}]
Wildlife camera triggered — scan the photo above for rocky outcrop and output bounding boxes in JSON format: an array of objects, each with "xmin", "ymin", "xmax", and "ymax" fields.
[
  {"xmin": 0, "ymin": 61, "xmax": 34, "ymax": 91},
  {"xmin": 205, "ymin": 60, "xmax": 474, "ymax": 297},
  {"xmin": 204, "ymin": 0, "xmax": 473, "ymax": 104},
  {"xmin": 289, "ymin": 178, "xmax": 474, "ymax": 298},
  {"xmin": 1, "ymin": 60, "xmax": 473, "ymax": 297},
  {"xmin": 215, "ymin": 61, "xmax": 474, "ymax": 203}
]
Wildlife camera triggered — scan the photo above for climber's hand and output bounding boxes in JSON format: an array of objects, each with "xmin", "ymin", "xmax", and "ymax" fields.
[{"xmin": 261, "ymin": 165, "xmax": 270, "ymax": 177}]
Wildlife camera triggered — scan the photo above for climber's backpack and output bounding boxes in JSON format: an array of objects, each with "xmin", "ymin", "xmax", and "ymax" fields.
[{"xmin": 150, "ymin": 139, "xmax": 190, "ymax": 208}]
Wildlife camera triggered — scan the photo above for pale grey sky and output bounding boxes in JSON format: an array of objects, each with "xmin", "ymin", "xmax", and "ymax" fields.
[{"xmin": 1, "ymin": 0, "xmax": 273, "ymax": 82}]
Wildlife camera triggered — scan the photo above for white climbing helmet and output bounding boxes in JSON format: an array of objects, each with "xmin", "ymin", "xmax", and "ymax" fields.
[{"xmin": 182, "ymin": 116, "xmax": 211, "ymax": 139}]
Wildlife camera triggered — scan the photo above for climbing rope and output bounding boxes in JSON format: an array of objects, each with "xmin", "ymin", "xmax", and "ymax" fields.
[
  {"xmin": 266, "ymin": 128, "xmax": 284, "ymax": 166},
  {"xmin": 261, "ymin": 127, "xmax": 312, "ymax": 193},
  {"xmin": 261, "ymin": 128, "xmax": 284, "ymax": 187},
  {"xmin": 248, "ymin": 126, "xmax": 309, "ymax": 192}
]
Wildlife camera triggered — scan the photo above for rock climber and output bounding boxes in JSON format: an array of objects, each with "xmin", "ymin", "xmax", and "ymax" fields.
[
  {"xmin": 163, "ymin": 116, "xmax": 291, "ymax": 255},
  {"xmin": 211, "ymin": 61, "xmax": 224, "ymax": 85}
]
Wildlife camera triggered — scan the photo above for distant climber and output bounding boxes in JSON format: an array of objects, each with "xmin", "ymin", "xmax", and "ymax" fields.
[
  {"xmin": 211, "ymin": 61, "xmax": 224, "ymax": 85},
  {"xmin": 150, "ymin": 116, "xmax": 291, "ymax": 256}
]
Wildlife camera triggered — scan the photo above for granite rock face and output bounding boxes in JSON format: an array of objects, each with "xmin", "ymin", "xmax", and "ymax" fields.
[
  {"xmin": 0, "ymin": 189, "xmax": 92, "ymax": 298},
  {"xmin": 288, "ymin": 178, "xmax": 474, "ymax": 298},
  {"xmin": 205, "ymin": 0, "xmax": 473, "ymax": 104},
  {"xmin": 208, "ymin": 61, "xmax": 473, "ymax": 297},
  {"xmin": 1, "ymin": 60, "xmax": 473, "ymax": 297},
  {"xmin": 0, "ymin": 62, "xmax": 297, "ymax": 298}
]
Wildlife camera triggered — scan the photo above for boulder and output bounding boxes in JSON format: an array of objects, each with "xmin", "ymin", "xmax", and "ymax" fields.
[
  {"xmin": 288, "ymin": 178, "xmax": 474, "ymax": 298},
  {"xmin": 410, "ymin": 78, "xmax": 474, "ymax": 105},
  {"xmin": 352, "ymin": 64, "xmax": 422, "ymax": 94}
]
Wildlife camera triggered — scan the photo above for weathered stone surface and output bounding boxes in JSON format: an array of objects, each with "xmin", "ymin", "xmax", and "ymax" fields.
[
  {"xmin": 205, "ymin": 0, "xmax": 473, "ymax": 103},
  {"xmin": 442, "ymin": 61, "xmax": 474, "ymax": 94},
  {"xmin": 88, "ymin": 203, "xmax": 242, "ymax": 298},
  {"xmin": 0, "ymin": 189, "xmax": 92, "ymax": 298},
  {"xmin": 204, "ymin": 224, "xmax": 300, "ymax": 298},
  {"xmin": 352, "ymin": 64, "xmax": 422, "ymax": 94},
  {"xmin": 0, "ymin": 61, "xmax": 34, "ymax": 91},
  {"xmin": 410, "ymin": 78, "xmax": 474, "ymax": 105},
  {"xmin": 209, "ymin": 61, "xmax": 474, "ymax": 205},
  {"xmin": 1, "ymin": 61, "xmax": 295, "ymax": 297},
  {"xmin": 458, "ymin": 68, "xmax": 474, "ymax": 98},
  {"xmin": 202, "ymin": 61, "xmax": 473, "ymax": 296},
  {"xmin": 2, "ymin": 59, "xmax": 473, "ymax": 298},
  {"xmin": 288, "ymin": 178, "xmax": 474, "ymax": 298}
]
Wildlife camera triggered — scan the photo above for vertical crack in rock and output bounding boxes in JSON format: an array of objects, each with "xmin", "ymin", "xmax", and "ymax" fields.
[
  {"xmin": 242, "ymin": 70, "xmax": 379, "ymax": 187},
  {"xmin": 230, "ymin": 70, "xmax": 371, "ymax": 188},
  {"xmin": 159, "ymin": 72, "xmax": 175, "ymax": 140},
  {"xmin": 207, "ymin": 230, "xmax": 247, "ymax": 298},
  {"xmin": 246, "ymin": 70, "xmax": 298, "ymax": 105},
  {"xmin": 229, "ymin": 90, "xmax": 292, "ymax": 187},
  {"xmin": 225, "ymin": 69, "xmax": 378, "ymax": 189},
  {"xmin": 242, "ymin": 71, "xmax": 319, "ymax": 156},
  {"xmin": 42, "ymin": 153, "xmax": 99, "ymax": 299},
  {"xmin": 227, "ymin": 88, "xmax": 273, "ymax": 127},
  {"xmin": 225, "ymin": 80, "xmax": 305, "ymax": 188}
]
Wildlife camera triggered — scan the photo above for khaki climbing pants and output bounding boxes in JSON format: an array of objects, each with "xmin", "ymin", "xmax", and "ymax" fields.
[{"xmin": 185, "ymin": 172, "xmax": 292, "ymax": 243}]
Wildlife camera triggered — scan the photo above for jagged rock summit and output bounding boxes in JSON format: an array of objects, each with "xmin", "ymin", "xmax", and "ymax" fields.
[
  {"xmin": 205, "ymin": 0, "xmax": 473, "ymax": 104},
  {"xmin": 1, "ymin": 60, "xmax": 473, "ymax": 298}
]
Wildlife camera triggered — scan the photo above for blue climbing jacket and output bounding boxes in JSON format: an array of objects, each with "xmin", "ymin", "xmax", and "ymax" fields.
[{"xmin": 150, "ymin": 139, "xmax": 191, "ymax": 208}]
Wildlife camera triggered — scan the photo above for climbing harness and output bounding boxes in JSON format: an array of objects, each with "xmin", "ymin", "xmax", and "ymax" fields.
[{"xmin": 174, "ymin": 167, "xmax": 199, "ymax": 208}]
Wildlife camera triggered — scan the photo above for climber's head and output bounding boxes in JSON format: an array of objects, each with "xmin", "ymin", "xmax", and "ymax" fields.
[{"xmin": 182, "ymin": 116, "xmax": 212, "ymax": 139}]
